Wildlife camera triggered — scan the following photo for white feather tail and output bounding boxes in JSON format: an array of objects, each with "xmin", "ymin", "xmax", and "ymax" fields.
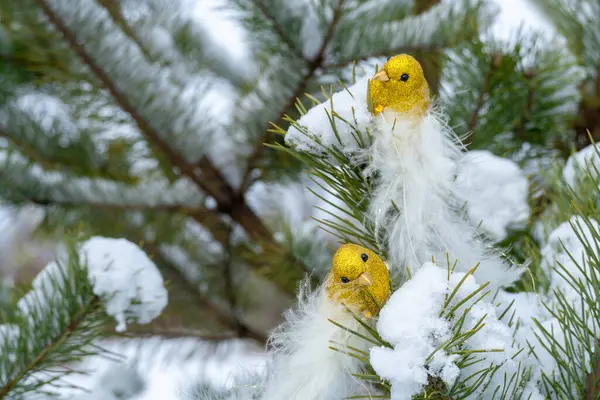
[
  {"xmin": 364, "ymin": 108, "xmax": 522, "ymax": 289},
  {"xmin": 260, "ymin": 282, "xmax": 371, "ymax": 400}
]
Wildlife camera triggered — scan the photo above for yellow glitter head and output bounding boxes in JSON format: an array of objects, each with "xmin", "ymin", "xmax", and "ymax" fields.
[
  {"xmin": 368, "ymin": 54, "xmax": 430, "ymax": 116},
  {"xmin": 326, "ymin": 244, "xmax": 391, "ymax": 318}
]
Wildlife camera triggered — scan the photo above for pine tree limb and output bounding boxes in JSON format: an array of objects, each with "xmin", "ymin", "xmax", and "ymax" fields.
[
  {"xmin": 249, "ymin": 0, "xmax": 305, "ymax": 61},
  {"xmin": 413, "ymin": 0, "xmax": 442, "ymax": 95},
  {"xmin": 117, "ymin": 327, "xmax": 259, "ymax": 341},
  {"xmin": 464, "ymin": 53, "xmax": 500, "ymax": 146},
  {"xmin": 96, "ymin": 0, "xmax": 157, "ymax": 64},
  {"xmin": 239, "ymin": 0, "xmax": 346, "ymax": 192},
  {"xmin": 0, "ymin": 296, "xmax": 100, "ymax": 399},
  {"xmin": 34, "ymin": 0, "xmax": 309, "ymax": 292},
  {"xmin": 320, "ymin": 45, "xmax": 444, "ymax": 70},
  {"xmin": 139, "ymin": 240, "xmax": 267, "ymax": 344},
  {"xmin": 515, "ymin": 70, "xmax": 535, "ymax": 140},
  {"xmin": 222, "ymin": 225, "xmax": 245, "ymax": 338}
]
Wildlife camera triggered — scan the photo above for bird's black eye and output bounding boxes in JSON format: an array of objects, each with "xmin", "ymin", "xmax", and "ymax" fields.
[
  {"xmin": 341, "ymin": 277, "xmax": 349, "ymax": 283},
  {"xmin": 400, "ymin": 73, "xmax": 409, "ymax": 82},
  {"xmin": 361, "ymin": 253, "xmax": 368, "ymax": 262}
]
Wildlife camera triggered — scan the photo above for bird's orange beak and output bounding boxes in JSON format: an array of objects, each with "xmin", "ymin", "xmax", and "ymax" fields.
[
  {"xmin": 357, "ymin": 271, "xmax": 373, "ymax": 286},
  {"xmin": 372, "ymin": 69, "xmax": 390, "ymax": 82}
]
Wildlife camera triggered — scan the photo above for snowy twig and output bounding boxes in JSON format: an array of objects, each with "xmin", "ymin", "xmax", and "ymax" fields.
[
  {"xmin": 0, "ymin": 296, "xmax": 100, "ymax": 398},
  {"xmin": 0, "ymin": 153, "xmax": 205, "ymax": 213},
  {"xmin": 239, "ymin": 0, "xmax": 346, "ymax": 192}
]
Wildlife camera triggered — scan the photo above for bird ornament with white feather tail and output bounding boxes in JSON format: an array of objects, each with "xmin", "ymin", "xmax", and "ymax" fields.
[
  {"xmin": 364, "ymin": 54, "xmax": 522, "ymax": 290},
  {"xmin": 286, "ymin": 54, "xmax": 523, "ymax": 291},
  {"xmin": 259, "ymin": 244, "xmax": 390, "ymax": 400}
]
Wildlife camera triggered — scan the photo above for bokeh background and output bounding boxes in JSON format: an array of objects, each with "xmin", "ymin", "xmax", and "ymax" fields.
[{"xmin": 0, "ymin": 0, "xmax": 595, "ymax": 399}]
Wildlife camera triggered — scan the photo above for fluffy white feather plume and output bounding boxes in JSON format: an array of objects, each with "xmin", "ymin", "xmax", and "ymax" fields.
[
  {"xmin": 364, "ymin": 108, "xmax": 522, "ymax": 288},
  {"xmin": 258, "ymin": 281, "xmax": 371, "ymax": 400}
]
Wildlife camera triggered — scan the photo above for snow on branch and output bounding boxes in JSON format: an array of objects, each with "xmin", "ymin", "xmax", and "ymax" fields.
[
  {"xmin": 78, "ymin": 237, "xmax": 168, "ymax": 331},
  {"xmin": 18, "ymin": 236, "xmax": 168, "ymax": 332},
  {"xmin": 38, "ymin": 0, "xmax": 217, "ymax": 165},
  {"xmin": 456, "ymin": 150, "xmax": 531, "ymax": 241},
  {"xmin": 285, "ymin": 76, "xmax": 372, "ymax": 154},
  {"xmin": 329, "ymin": 0, "xmax": 495, "ymax": 66},
  {"xmin": 369, "ymin": 262, "xmax": 542, "ymax": 399},
  {"xmin": 0, "ymin": 236, "xmax": 167, "ymax": 398},
  {"xmin": 563, "ymin": 143, "xmax": 600, "ymax": 189},
  {"xmin": 0, "ymin": 151, "xmax": 204, "ymax": 210},
  {"xmin": 529, "ymin": 0, "xmax": 600, "ymax": 78},
  {"xmin": 525, "ymin": 214, "xmax": 600, "ymax": 397}
]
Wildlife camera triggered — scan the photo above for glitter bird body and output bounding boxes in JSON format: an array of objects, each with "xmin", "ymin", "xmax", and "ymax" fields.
[
  {"xmin": 259, "ymin": 244, "xmax": 389, "ymax": 400},
  {"xmin": 364, "ymin": 54, "xmax": 522, "ymax": 290},
  {"xmin": 326, "ymin": 244, "xmax": 390, "ymax": 318},
  {"xmin": 369, "ymin": 55, "xmax": 430, "ymax": 116}
]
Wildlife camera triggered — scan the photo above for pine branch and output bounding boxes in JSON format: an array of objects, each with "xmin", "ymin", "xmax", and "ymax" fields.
[
  {"xmin": 239, "ymin": 0, "xmax": 346, "ymax": 191},
  {"xmin": 0, "ymin": 296, "xmax": 100, "ymax": 398},
  {"xmin": 139, "ymin": 239, "xmax": 267, "ymax": 344},
  {"xmin": 249, "ymin": 0, "xmax": 305, "ymax": 61},
  {"xmin": 464, "ymin": 53, "xmax": 500, "ymax": 146},
  {"xmin": 34, "ymin": 0, "xmax": 309, "ymax": 294},
  {"xmin": 96, "ymin": 0, "xmax": 157, "ymax": 64},
  {"xmin": 222, "ymin": 226, "xmax": 245, "ymax": 338},
  {"xmin": 515, "ymin": 70, "xmax": 535, "ymax": 140},
  {"xmin": 117, "ymin": 327, "xmax": 258, "ymax": 341},
  {"xmin": 321, "ymin": 44, "xmax": 444, "ymax": 70},
  {"xmin": 413, "ymin": 0, "xmax": 442, "ymax": 95}
]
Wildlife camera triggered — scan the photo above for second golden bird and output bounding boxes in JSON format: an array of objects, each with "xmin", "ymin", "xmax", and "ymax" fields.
[{"xmin": 326, "ymin": 243, "xmax": 390, "ymax": 318}]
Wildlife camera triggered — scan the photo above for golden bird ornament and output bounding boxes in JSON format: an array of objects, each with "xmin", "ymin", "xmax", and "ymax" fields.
[
  {"xmin": 258, "ymin": 244, "xmax": 390, "ymax": 400},
  {"xmin": 369, "ymin": 54, "xmax": 430, "ymax": 117},
  {"xmin": 364, "ymin": 53, "xmax": 523, "ymax": 290},
  {"xmin": 326, "ymin": 243, "xmax": 391, "ymax": 318}
]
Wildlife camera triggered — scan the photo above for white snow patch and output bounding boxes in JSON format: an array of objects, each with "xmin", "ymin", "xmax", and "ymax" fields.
[
  {"xmin": 541, "ymin": 215, "xmax": 600, "ymax": 302},
  {"xmin": 12, "ymin": 93, "xmax": 79, "ymax": 145},
  {"xmin": 563, "ymin": 143, "xmax": 600, "ymax": 188},
  {"xmin": 17, "ymin": 237, "xmax": 167, "ymax": 333},
  {"xmin": 490, "ymin": 0, "xmax": 555, "ymax": 41},
  {"xmin": 79, "ymin": 237, "xmax": 167, "ymax": 332},
  {"xmin": 494, "ymin": 290, "xmax": 546, "ymax": 328},
  {"xmin": 522, "ymin": 215, "xmax": 600, "ymax": 389},
  {"xmin": 371, "ymin": 263, "xmax": 459, "ymax": 399},
  {"xmin": 457, "ymin": 150, "xmax": 530, "ymax": 241},
  {"xmin": 373, "ymin": 263, "xmax": 542, "ymax": 399},
  {"xmin": 285, "ymin": 77, "xmax": 372, "ymax": 154}
]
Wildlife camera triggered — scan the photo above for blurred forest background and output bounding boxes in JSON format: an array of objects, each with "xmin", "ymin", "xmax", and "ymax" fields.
[{"xmin": 0, "ymin": 0, "xmax": 599, "ymax": 398}]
